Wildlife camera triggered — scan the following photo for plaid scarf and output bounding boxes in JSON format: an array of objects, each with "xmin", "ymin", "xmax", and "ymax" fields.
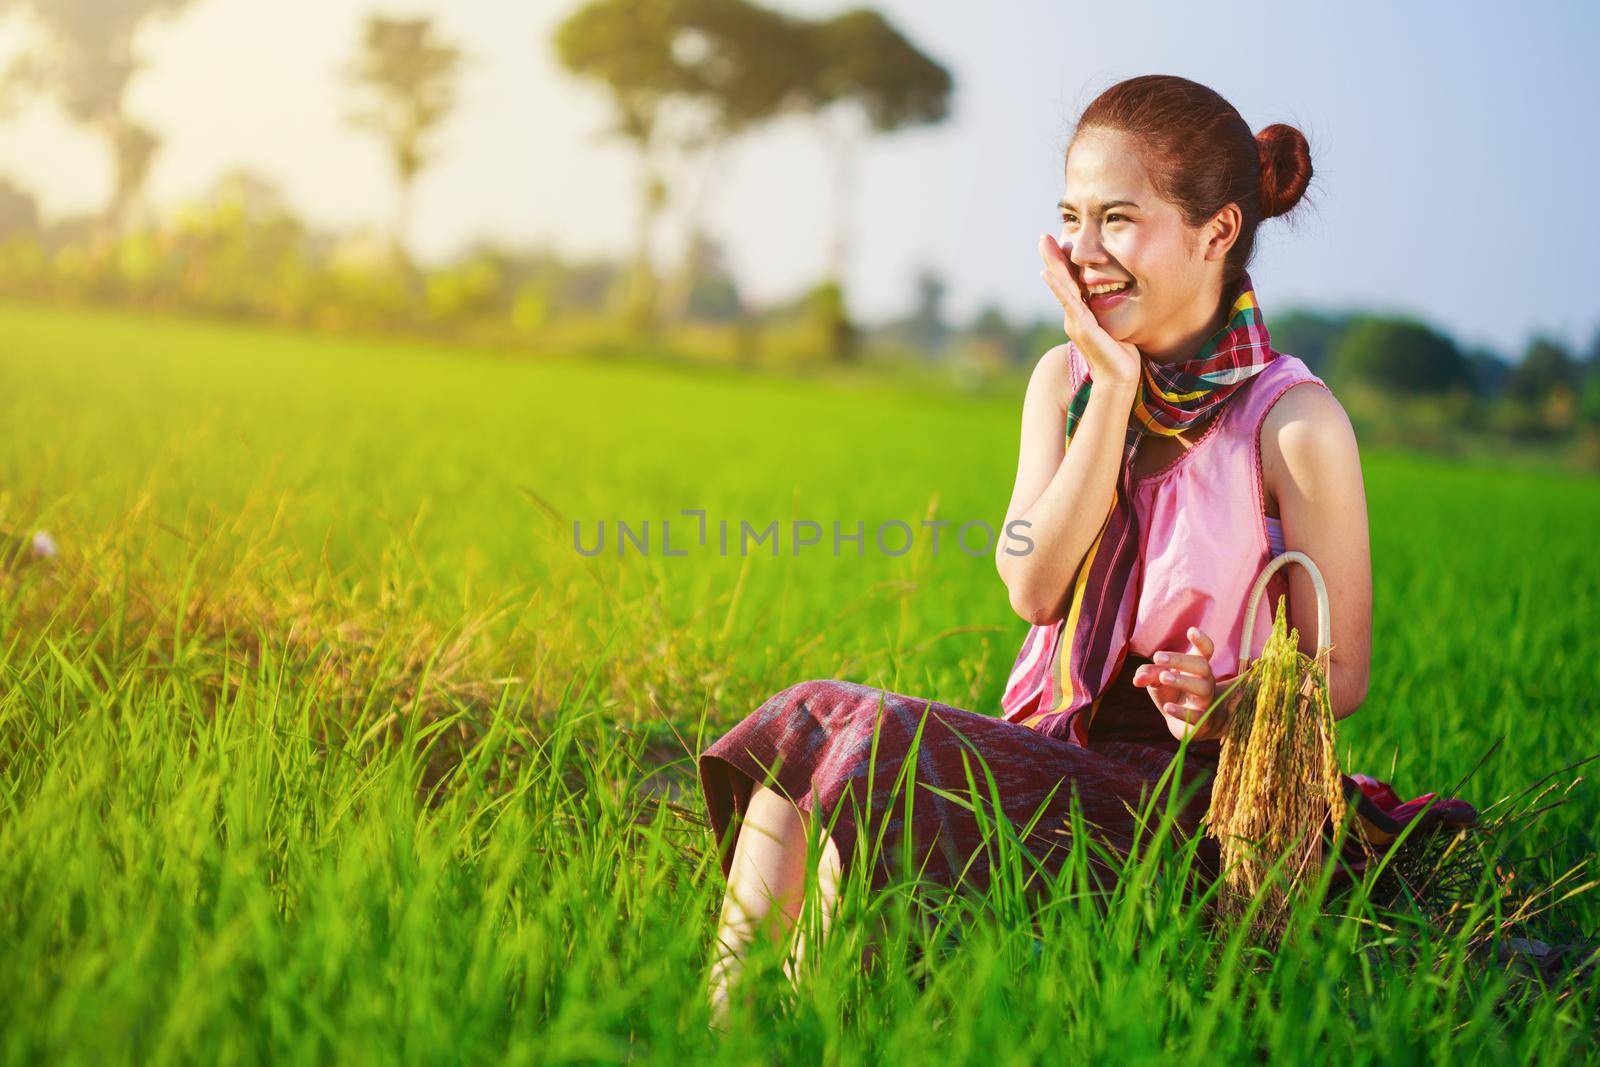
[{"xmin": 1001, "ymin": 271, "xmax": 1277, "ymax": 745}]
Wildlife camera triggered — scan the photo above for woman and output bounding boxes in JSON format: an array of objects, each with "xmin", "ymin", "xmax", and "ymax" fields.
[{"xmin": 698, "ymin": 75, "xmax": 1476, "ymax": 1019}]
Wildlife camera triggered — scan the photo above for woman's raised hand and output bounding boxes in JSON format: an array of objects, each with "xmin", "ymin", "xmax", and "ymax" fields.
[
  {"xmin": 1038, "ymin": 234, "xmax": 1143, "ymax": 393},
  {"xmin": 1130, "ymin": 626, "xmax": 1227, "ymax": 742}
]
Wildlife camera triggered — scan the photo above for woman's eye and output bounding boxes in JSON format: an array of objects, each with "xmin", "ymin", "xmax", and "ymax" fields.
[
  {"xmin": 1106, "ymin": 213, "xmax": 1128, "ymax": 224},
  {"xmin": 1059, "ymin": 215, "xmax": 1077, "ymax": 226}
]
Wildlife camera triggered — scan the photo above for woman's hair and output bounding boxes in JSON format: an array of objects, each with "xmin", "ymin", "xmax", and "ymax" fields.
[{"xmin": 1071, "ymin": 74, "xmax": 1313, "ymax": 282}]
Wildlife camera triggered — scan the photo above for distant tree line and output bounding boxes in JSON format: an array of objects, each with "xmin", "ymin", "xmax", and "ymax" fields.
[
  {"xmin": 2, "ymin": 168, "xmax": 1598, "ymax": 466},
  {"xmin": 0, "ymin": 165, "xmax": 878, "ymax": 369},
  {"xmin": 1274, "ymin": 309, "xmax": 1600, "ymax": 449},
  {"xmin": 916, "ymin": 293, "xmax": 1600, "ymax": 458}
]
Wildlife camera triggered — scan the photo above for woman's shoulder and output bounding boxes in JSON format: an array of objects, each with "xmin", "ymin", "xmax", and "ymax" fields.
[
  {"xmin": 1256, "ymin": 355, "xmax": 1345, "ymax": 436},
  {"xmin": 1020, "ymin": 342, "xmax": 1077, "ymax": 413},
  {"xmin": 1257, "ymin": 357, "xmax": 1360, "ymax": 493},
  {"xmin": 1036, "ymin": 341, "xmax": 1075, "ymax": 379}
]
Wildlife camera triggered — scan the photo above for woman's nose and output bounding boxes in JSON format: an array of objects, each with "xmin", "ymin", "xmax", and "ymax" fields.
[{"xmin": 1068, "ymin": 226, "xmax": 1105, "ymax": 266}]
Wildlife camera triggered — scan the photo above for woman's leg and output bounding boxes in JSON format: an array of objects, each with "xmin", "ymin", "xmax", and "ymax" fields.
[
  {"xmin": 782, "ymin": 815, "xmax": 844, "ymax": 988},
  {"xmin": 707, "ymin": 783, "xmax": 843, "ymax": 1027}
]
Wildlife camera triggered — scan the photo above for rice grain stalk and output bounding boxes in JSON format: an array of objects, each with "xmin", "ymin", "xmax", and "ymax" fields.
[{"xmin": 1204, "ymin": 551, "xmax": 1347, "ymax": 937}]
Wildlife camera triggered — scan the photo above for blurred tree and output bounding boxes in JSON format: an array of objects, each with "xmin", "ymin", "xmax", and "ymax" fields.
[
  {"xmin": 167, "ymin": 169, "xmax": 310, "ymax": 320},
  {"xmin": 345, "ymin": 15, "xmax": 463, "ymax": 264},
  {"xmin": 1461, "ymin": 345, "xmax": 1512, "ymax": 399},
  {"xmin": 1016, "ymin": 318, "xmax": 1063, "ymax": 368},
  {"xmin": 968, "ymin": 304, "xmax": 1011, "ymax": 338},
  {"xmin": 1269, "ymin": 308, "xmax": 1352, "ymax": 376},
  {"xmin": 966, "ymin": 302, "xmax": 1015, "ymax": 370},
  {"xmin": 1580, "ymin": 372, "xmax": 1600, "ymax": 429},
  {"xmin": 413, "ymin": 241, "xmax": 624, "ymax": 323},
  {"xmin": 556, "ymin": 0, "xmax": 702, "ymax": 332},
  {"xmin": 1326, "ymin": 316, "xmax": 1473, "ymax": 396},
  {"xmin": 1505, "ymin": 335, "xmax": 1580, "ymax": 436},
  {"xmin": 553, "ymin": 0, "xmax": 951, "ymax": 349},
  {"xmin": 205, "ymin": 168, "xmax": 293, "ymax": 219},
  {"xmin": 1, "ymin": 0, "xmax": 195, "ymax": 233},
  {"xmin": 1506, "ymin": 335, "xmax": 1580, "ymax": 404},
  {"xmin": 1580, "ymin": 325, "xmax": 1600, "ymax": 427},
  {"xmin": 904, "ymin": 265, "xmax": 949, "ymax": 356},
  {"xmin": 425, "ymin": 253, "xmax": 504, "ymax": 324},
  {"xmin": 804, "ymin": 278, "xmax": 856, "ymax": 362},
  {"xmin": 677, "ymin": 230, "xmax": 742, "ymax": 321},
  {"xmin": 675, "ymin": 0, "xmax": 814, "ymax": 131},
  {"xmin": 799, "ymin": 10, "xmax": 952, "ymax": 283},
  {"xmin": 0, "ymin": 175, "xmax": 39, "ymax": 236},
  {"xmin": 558, "ymin": 0, "xmax": 810, "ymax": 329},
  {"xmin": 657, "ymin": 0, "xmax": 814, "ymax": 322}
]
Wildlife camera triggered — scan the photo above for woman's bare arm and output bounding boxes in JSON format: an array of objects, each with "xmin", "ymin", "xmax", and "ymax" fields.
[
  {"xmin": 994, "ymin": 344, "xmax": 1138, "ymax": 625},
  {"xmin": 1261, "ymin": 381, "xmax": 1373, "ymax": 721}
]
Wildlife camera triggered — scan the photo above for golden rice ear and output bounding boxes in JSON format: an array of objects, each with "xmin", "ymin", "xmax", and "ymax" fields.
[{"xmin": 1204, "ymin": 591, "xmax": 1346, "ymax": 939}]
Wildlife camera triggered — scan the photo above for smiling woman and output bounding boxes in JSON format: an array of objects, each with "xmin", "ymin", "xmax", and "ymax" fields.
[{"xmin": 697, "ymin": 74, "xmax": 1477, "ymax": 1027}]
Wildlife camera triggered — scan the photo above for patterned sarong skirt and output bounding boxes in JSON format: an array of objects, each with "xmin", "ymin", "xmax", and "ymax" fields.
[{"xmin": 698, "ymin": 654, "xmax": 1478, "ymax": 898}]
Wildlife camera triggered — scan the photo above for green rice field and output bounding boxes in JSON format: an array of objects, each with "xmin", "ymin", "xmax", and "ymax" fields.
[{"xmin": 1, "ymin": 301, "xmax": 1597, "ymax": 1064}]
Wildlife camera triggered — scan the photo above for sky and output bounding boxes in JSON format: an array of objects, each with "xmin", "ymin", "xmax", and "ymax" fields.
[{"xmin": 1, "ymin": 0, "xmax": 1597, "ymax": 358}]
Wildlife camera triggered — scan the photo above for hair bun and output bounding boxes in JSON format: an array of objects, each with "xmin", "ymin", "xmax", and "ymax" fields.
[{"xmin": 1255, "ymin": 124, "xmax": 1312, "ymax": 219}]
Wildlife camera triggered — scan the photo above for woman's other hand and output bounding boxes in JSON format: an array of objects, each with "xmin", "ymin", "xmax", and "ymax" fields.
[
  {"xmin": 1130, "ymin": 626, "xmax": 1226, "ymax": 742},
  {"xmin": 1038, "ymin": 234, "xmax": 1143, "ymax": 393}
]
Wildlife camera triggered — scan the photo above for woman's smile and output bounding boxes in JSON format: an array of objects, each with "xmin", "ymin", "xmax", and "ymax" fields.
[{"xmin": 1087, "ymin": 282, "xmax": 1135, "ymax": 312}]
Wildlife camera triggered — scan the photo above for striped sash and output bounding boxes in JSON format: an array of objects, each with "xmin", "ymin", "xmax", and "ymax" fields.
[{"xmin": 1001, "ymin": 272, "xmax": 1277, "ymax": 744}]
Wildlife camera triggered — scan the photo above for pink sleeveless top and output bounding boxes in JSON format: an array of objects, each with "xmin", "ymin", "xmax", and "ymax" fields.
[{"xmin": 1071, "ymin": 342, "xmax": 1331, "ymax": 687}]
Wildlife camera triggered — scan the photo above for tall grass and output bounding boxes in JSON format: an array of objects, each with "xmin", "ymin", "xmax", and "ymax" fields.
[{"xmin": 1, "ymin": 302, "xmax": 1597, "ymax": 1063}]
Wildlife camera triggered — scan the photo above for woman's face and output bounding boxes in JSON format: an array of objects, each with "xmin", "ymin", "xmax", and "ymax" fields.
[{"xmin": 1058, "ymin": 129, "xmax": 1229, "ymax": 358}]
